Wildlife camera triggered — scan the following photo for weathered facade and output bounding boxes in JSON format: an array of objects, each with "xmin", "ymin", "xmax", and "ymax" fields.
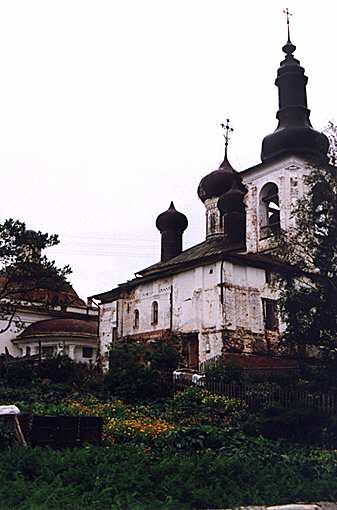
[{"xmin": 93, "ymin": 30, "xmax": 332, "ymax": 369}]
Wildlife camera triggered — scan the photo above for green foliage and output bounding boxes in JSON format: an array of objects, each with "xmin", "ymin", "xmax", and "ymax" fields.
[
  {"xmin": 1, "ymin": 361, "xmax": 35, "ymax": 387},
  {"xmin": 0, "ymin": 354, "xmax": 100, "ymax": 390},
  {"xmin": 274, "ymin": 124, "xmax": 337, "ymax": 354},
  {"xmin": 242, "ymin": 404, "xmax": 337, "ymax": 447},
  {"xmin": 164, "ymin": 386, "xmax": 244, "ymax": 427},
  {"xmin": 0, "ymin": 439, "xmax": 336, "ymax": 509},
  {"xmin": 1, "ymin": 372, "xmax": 337, "ymax": 508},
  {"xmin": 0, "ymin": 419, "xmax": 17, "ymax": 449},
  {"xmin": 205, "ymin": 359, "xmax": 245, "ymax": 383},
  {"xmin": 155, "ymin": 424, "xmax": 231, "ymax": 452},
  {"xmin": 105, "ymin": 341, "xmax": 179, "ymax": 401},
  {"xmin": 0, "ymin": 219, "xmax": 72, "ymax": 335},
  {"xmin": 146, "ymin": 340, "xmax": 182, "ymax": 371}
]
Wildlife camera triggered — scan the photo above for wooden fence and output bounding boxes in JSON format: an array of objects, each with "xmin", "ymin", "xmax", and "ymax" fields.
[{"xmin": 173, "ymin": 375, "xmax": 337, "ymax": 415}]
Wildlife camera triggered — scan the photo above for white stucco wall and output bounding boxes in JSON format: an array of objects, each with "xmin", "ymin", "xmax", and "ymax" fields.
[
  {"xmin": 242, "ymin": 156, "xmax": 311, "ymax": 252},
  {"xmin": 99, "ymin": 258, "xmax": 280, "ymax": 365},
  {"xmin": 0, "ymin": 309, "xmax": 56, "ymax": 356}
]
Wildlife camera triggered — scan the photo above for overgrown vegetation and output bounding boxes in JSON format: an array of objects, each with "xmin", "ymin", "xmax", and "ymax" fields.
[
  {"xmin": 274, "ymin": 122, "xmax": 337, "ymax": 357},
  {"xmin": 0, "ymin": 433, "xmax": 336, "ymax": 509},
  {"xmin": 1, "ymin": 349, "xmax": 337, "ymax": 508}
]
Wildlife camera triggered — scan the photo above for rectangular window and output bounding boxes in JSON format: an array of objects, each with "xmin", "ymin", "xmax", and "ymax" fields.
[
  {"xmin": 262, "ymin": 298, "xmax": 279, "ymax": 331},
  {"xmin": 82, "ymin": 347, "xmax": 94, "ymax": 358}
]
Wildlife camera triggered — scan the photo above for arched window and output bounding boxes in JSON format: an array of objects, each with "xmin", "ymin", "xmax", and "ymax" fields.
[
  {"xmin": 259, "ymin": 183, "xmax": 280, "ymax": 239},
  {"xmin": 134, "ymin": 309, "xmax": 139, "ymax": 329},
  {"xmin": 151, "ymin": 301, "xmax": 158, "ymax": 325},
  {"xmin": 209, "ymin": 213, "xmax": 216, "ymax": 233},
  {"xmin": 25, "ymin": 346, "xmax": 31, "ymax": 357}
]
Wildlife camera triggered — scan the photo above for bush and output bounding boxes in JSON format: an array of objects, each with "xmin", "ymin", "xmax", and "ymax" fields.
[
  {"xmin": 0, "ymin": 439, "xmax": 336, "ymax": 509},
  {"xmin": 242, "ymin": 405, "xmax": 337, "ymax": 447},
  {"xmin": 205, "ymin": 359, "xmax": 244, "ymax": 384},
  {"xmin": 106, "ymin": 342, "xmax": 179, "ymax": 402},
  {"xmin": 1, "ymin": 362, "xmax": 35, "ymax": 387},
  {"xmin": 164, "ymin": 386, "xmax": 245, "ymax": 427}
]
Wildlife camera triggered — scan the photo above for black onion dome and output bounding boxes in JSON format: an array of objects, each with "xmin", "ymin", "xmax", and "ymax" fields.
[
  {"xmin": 197, "ymin": 157, "xmax": 238, "ymax": 203},
  {"xmin": 261, "ymin": 37, "xmax": 329, "ymax": 164},
  {"xmin": 262, "ymin": 126, "xmax": 329, "ymax": 164},
  {"xmin": 218, "ymin": 178, "xmax": 247, "ymax": 215},
  {"xmin": 218, "ymin": 185, "xmax": 246, "ymax": 215},
  {"xmin": 156, "ymin": 202, "xmax": 188, "ymax": 233}
]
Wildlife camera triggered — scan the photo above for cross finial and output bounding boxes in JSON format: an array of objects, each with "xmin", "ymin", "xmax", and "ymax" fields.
[
  {"xmin": 283, "ymin": 8, "xmax": 292, "ymax": 42},
  {"xmin": 220, "ymin": 118, "xmax": 234, "ymax": 160}
]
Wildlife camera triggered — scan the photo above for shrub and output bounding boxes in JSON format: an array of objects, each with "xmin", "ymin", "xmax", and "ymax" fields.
[
  {"xmin": 1, "ymin": 362, "xmax": 35, "ymax": 387},
  {"xmin": 242, "ymin": 405, "xmax": 337, "ymax": 447},
  {"xmin": 164, "ymin": 386, "xmax": 245, "ymax": 427},
  {"xmin": 0, "ymin": 439, "xmax": 337, "ymax": 509},
  {"xmin": 205, "ymin": 359, "xmax": 244, "ymax": 383},
  {"xmin": 105, "ymin": 342, "xmax": 178, "ymax": 402}
]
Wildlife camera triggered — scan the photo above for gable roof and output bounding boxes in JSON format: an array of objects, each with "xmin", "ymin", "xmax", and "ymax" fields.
[
  {"xmin": 137, "ymin": 237, "xmax": 244, "ymax": 276},
  {"xmin": 92, "ymin": 237, "xmax": 289, "ymax": 303}
]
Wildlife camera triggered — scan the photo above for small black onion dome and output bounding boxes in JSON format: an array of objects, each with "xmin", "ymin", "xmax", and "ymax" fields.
[
  {"xmin": 197, "ymin": 157, "xmax": 238, "ymax": 203},
  {"xmin": 218, "ymin": 185, "xmax": 246, "ymax": 215},
  {"xmin": 156, "ymin": 202, "xmax": 188, "ymax": 233}
]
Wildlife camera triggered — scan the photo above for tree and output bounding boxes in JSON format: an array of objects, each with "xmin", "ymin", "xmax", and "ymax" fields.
[
  {"xmin": 0, "ymin": 219, "xmax": 72, "ymax": 335},
  {"xmin": 274, "ymin": 123, "xmax": 337, "ymax": 357}
]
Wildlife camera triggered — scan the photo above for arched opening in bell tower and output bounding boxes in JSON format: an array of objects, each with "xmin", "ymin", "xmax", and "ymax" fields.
[{"xmin": 259, "ymin": 182, "xmax": 281, "ymax": 239}]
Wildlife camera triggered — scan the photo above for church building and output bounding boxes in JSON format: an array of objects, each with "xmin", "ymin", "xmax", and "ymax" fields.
[{"xmin": 92, "ymin": 27, "xmax": 331, "ymax": 370}]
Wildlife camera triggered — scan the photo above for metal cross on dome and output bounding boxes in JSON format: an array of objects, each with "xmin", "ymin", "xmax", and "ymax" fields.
[
  {"xmin": 220, "ymin": 118, "xmax": 234, "ymax": 159},
  {"xmin": 283, "ymin": 7, "xmax": 293, "ymax": 42}
]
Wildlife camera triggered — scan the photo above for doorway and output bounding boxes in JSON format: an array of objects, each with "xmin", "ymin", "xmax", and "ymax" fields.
[{"xmin": 181, "ymin": 333, "xmax": 199, "ymax": 370}]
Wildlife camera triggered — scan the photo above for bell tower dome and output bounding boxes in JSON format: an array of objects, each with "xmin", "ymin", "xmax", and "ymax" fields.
[{"xmin": 261, "ymin": 11, "xmax": 329, "ymax": 164}]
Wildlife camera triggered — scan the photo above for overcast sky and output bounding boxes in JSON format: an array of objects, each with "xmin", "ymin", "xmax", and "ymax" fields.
[{"xmin": 0, "ymin": 0, "xmax": 335, "ymax": 300}]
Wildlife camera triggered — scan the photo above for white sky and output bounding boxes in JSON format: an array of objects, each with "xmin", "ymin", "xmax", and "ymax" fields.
[{"xmin": 0, "ymin": 0, "xmax": 336, "ymax": 300}]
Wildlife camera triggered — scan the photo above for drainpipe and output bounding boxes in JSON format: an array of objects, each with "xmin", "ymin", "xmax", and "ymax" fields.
[
  {"xmin": 220, "ymin": 257, "xmax": 225, "ymax": 305},
  {"xmin": 169, "ymin": 285, "xmax": 173, "ymax": 332},
  {"xmin": 219, "ymin": 256, "xmax": 229, "ymax": 330},
  {"xmin": 90, "ymin": 298, "xmax": 101, "ymax": 373},
  {"xmin": 120, "ymin": 300, "xmax": 124, "ymax": 340},
  {"xmin": 116, "ymin": 301, "xmax": 119, "ymax": 340}
]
